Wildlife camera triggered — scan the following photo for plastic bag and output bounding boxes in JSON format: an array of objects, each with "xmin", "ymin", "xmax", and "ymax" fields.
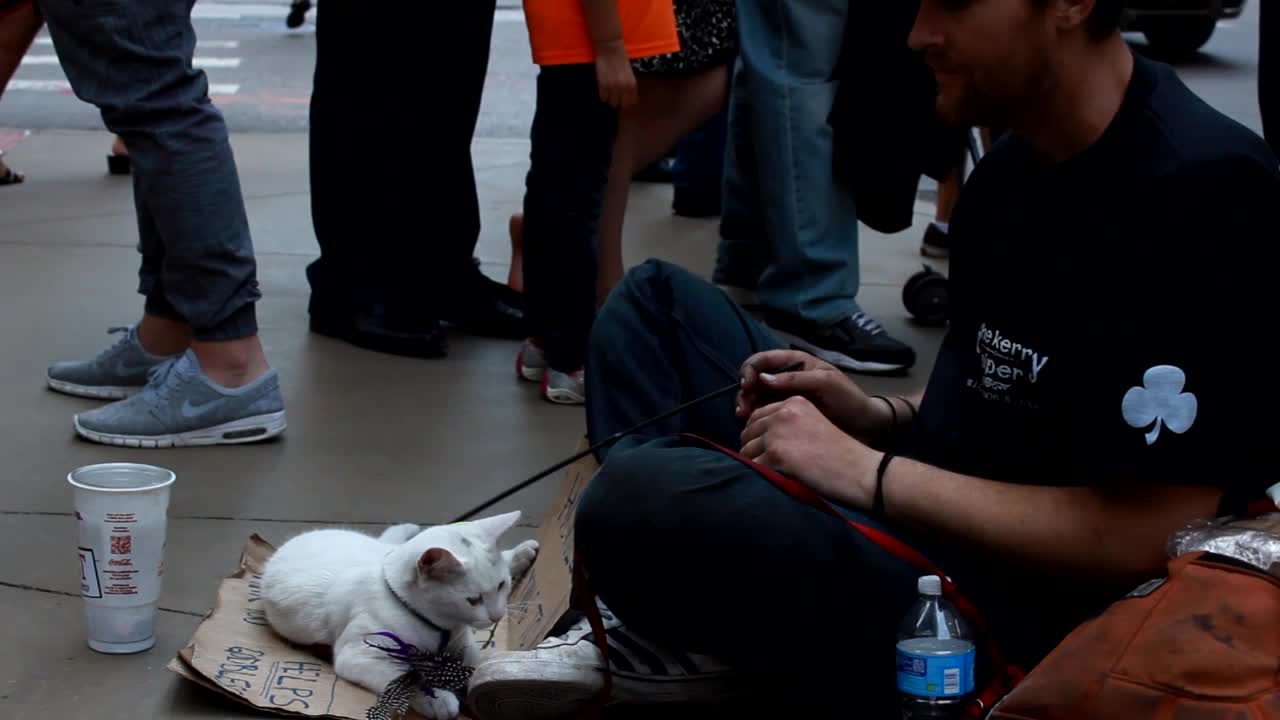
[{"xmin": 1168, "ymin": 513, "xmax": 1280, "ymax": 576}]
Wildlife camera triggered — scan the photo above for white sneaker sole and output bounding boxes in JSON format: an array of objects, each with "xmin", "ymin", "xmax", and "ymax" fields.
[
  {"xmin": 47, "ymin": 376, "xmax": 141, "ymax": 401},
  {"xmin": 766, "ymin": 326, "xmax": 907, "ymax": 374},
  {"xmin": 73, "ymin": 410, "xmax": 287, "ymax": 448},
  {"xmin": 542, "ymin": 377, "xmax": 585, "ymax": 405},
  {"xmin": 467, "ymin": 655, "xmax": 741, "ymax": 720}
]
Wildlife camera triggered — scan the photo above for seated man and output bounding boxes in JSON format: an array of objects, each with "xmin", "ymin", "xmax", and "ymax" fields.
[{"xmin": 467, "ymin": 0, "xmax": 1277, "ymax": 717}]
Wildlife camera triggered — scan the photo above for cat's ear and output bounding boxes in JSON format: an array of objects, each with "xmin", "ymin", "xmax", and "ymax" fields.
[
  {"xmin": 468, "ymin": 510, "xmax": 522, "ymax": 542},
  {"xmin": 417, "ymin": 548, "xmax": 462, "ymax": 581}
]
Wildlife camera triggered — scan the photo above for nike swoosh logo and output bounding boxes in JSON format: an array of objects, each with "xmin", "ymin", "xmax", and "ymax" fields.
[
  {"xmin": 181, "ymin": 397, "xmax": 231, "ymax": 418},
  {"xmin": 116, "ymin": 360, "xmax": 154, "ymax": 375}
]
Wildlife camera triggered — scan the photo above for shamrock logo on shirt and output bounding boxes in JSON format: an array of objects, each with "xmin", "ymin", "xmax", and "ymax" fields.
[{"xmin": 1122, "ymin": 365, "xmax": 1198, "ymax": 446}]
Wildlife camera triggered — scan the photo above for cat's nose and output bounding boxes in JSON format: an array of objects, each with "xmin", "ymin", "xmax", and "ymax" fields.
[{"xmin": 488, "ymin": 611, "xmax": 504, "ymax": 624}]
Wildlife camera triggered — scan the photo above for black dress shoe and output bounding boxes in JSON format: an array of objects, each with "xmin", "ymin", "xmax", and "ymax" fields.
[
  {"xmin": 439, "ymin": 264, "xmax": 527, "ymax": 340},
  {"xmin": 310, "ymin": 304, "xmax": 448, "ymax": 358}
]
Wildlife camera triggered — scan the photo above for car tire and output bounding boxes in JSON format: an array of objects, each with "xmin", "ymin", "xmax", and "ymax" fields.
[{"xmin": 1141, "ymin": 16, "xmax": 1218, "ymax": 59}]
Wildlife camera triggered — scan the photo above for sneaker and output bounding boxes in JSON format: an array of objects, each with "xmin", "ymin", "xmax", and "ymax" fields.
[
  {"xmin": 47, "ymin": 325, "xmax": 178, "ymax": 400},
  {"xmin": 516, "ymin": 339, "xmax": 546, "ymax": 382},
  {"xmin": 72, "ymin": 350, "xmax": 286, "ymax": 448},
  {"xmin": 542, "ymin": 367, "xmax": 585, "ymax": 405},
  {"xmin": 466, "ymin": 604, "xmax": 740, "ymax": 720},
  {"xmin": 765, "ymin": 310, "xmax": 916, "ymax": 374},
  {"xmin": 921, "ymin": 221, "xmax": 951, "ymax": 258}
]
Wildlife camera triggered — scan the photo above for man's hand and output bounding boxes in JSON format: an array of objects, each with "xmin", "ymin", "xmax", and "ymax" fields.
[
  {"xmin": 737, "ymin": 350, "xmax": 891, "ymax": 441},
  {"xmin": 594, "ymin": 40, "xmax": 637, "ymax": 109},
  {"xmin": 739, "ymin": 396, "xmax": 881, "ymax": 506}
]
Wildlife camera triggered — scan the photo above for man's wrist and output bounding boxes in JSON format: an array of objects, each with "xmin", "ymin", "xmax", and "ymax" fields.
[{"xmin": 868, "ymin": 395, "xmax": 916, "ymax": 443}]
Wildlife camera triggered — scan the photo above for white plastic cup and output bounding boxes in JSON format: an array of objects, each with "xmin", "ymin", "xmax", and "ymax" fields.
[{"xmin": 68, "ymin": 463, "xmax": 175, "ymax": 654}]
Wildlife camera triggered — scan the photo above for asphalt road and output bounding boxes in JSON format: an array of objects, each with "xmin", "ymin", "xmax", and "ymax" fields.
[{"xmin": 0, "ymin": 0, "xmax": 1267, "ymax": 141}]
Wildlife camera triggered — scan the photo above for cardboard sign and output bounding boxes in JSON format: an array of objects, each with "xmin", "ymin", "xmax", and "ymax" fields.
[
  {"xmin": 169, "ymin": 440, "xmax": 599, "ymax": 719},
  {"xmin": 504, "ymin": 438, "xmax": 596, "ymax": 651}
]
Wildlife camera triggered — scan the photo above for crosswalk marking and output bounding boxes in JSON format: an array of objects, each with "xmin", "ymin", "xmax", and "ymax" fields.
[
  {"xmin": 21, "ymin": 54, "xmax": 241, "ymax": 69},
  {"xmin": 32, "ymin": 37, "xmax": 240, "ymax": 49},
  {"xmin": 8, "ymin": 79, "xmax": 241, "ymax": 95}
]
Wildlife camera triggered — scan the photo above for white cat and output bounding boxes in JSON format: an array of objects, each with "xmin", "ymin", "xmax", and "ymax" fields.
[{"xmin": 260, "ymin": 511, "xmax": 538, "ymax": 720}]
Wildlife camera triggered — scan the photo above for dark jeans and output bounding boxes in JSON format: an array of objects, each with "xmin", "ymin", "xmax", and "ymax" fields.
[
  {"xmin": 576, "ymin": 260, "xmax": 1110, "ymax": 713},
  {"xmin": 306, "ymin": 0, "xmax": 496, "ymax": 314},
  {"xmin": 37, "ymin": 0, "xmax": 259, "ymax": 341},
  {"xmin": 1262, "ymin": 0, "xmax": 1277, "ymax": 153},
  {"xmin": 522, "ymin": 64, "xmax": 618, "ymax": 372}
]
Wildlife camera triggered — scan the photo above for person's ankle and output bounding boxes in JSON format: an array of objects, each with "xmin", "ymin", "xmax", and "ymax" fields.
[
  {"xmin": 137, "ymin": 313, "xmax": 192, "ymax": 356},
  {"xmin": 190, "ymin": 337, "xmax": 270, "ymax": 388}
]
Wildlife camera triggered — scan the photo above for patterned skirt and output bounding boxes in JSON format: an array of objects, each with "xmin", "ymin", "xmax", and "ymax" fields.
[{"xmin": 633, "ymin": 0, "xmax": 737, "ymax": 75}]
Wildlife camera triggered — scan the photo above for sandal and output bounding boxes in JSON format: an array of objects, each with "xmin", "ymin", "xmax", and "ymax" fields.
[
  {"xmin": 107, "ymin": 136, "xmax": 131, "ymax": 175},
  {"xmin": 286, "ymin": 0, "xmax": 311, "ymax": 28},
  {"xmin": 0, "ymin": 152, "xmax": 24, "ymax": 186}
]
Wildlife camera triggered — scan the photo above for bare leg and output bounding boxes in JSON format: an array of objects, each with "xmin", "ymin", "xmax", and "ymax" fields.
[
  {"xmin": 190, "ymin": 336, "xmax": 270, "ymax": 389},
  {"xmin": 0, "ymin": 4, "xmax": 42, "ymax": 182},
  {"xmin": 136, "ymin": 313, "xmax": 192, "ymax": 356},
  {"xmin": 135, "ymin": 312, "xmax": 267, "ymax": 388},
  {"xmin": 596, "ymin": 65, "xmax": 729, "ymax": 303},
  {"xmin": 935, "ymin": 163, "xmax": 963, "ymax": 225},
  {"xmin": 0, "ymin": 4, "xmax": 41, "ymax": 95},
  {"xmin": 111, "ymin": 135, "xmax": 128, "ymax": 157}
]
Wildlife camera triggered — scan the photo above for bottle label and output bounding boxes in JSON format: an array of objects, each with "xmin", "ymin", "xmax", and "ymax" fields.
[{"xmin": 896, "ymin": 645, "xmax": 975, "ymax": 698}]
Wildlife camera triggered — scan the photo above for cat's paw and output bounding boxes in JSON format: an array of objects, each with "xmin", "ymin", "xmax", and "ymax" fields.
[
  {"xmin": 507, "ymin": 539, "xmax": 539, "ymax": 581},
  {"xmin": 378, "ymin": 523, "xmax": 422, "ymax": 544},
  {"xmin": 411, "ymin": 689, "xmax": 460, "ymax": 720}
]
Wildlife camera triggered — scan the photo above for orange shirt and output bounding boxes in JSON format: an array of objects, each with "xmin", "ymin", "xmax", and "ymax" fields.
[{"xmin": 523, "ymin": 0, "xmax": 680, "ymax": 66}]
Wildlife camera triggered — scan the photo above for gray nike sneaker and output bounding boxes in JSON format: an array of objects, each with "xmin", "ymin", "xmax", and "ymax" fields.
[
  {"xmin": 73, "ymin": 350, "xmax": 287, "ymax": 448},
  {"xmin": 47, "ymin": 325, "xmax": 178, "ymax": 400}
]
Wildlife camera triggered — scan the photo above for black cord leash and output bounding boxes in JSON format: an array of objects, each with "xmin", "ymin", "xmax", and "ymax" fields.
[{"xmin": 451, "ymin": 360, "xmax": 806, "ymax": 523}]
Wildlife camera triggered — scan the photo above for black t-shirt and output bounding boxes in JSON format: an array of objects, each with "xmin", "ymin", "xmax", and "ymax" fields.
[{"xmin": 901, "ymin": 54, "xmax": 1279, "ymax": 505}]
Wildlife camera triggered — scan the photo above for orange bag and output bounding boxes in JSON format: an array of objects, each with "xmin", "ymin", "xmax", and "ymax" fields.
[{"xmin": 989, "ymin": 550, "xmax": 1280, "ymax": 720}]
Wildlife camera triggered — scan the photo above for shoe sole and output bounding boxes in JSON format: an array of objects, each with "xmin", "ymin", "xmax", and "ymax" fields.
[
  {"xmin": 541, "ymin": 375, "xmax": 585, "ymax": 405},
  {"xmin": 467, "ymin": 657, "xmax": 741, "ymax": 720},
  {"xmin": 766, "ymin": 326, "xmax": 909, "ymax": 375},
  {"xmin": 47, "ymin": 376, "xmax": 141, "ymax": 401},
  {"xmin": 921, "ymin": 244, "xmax": 951, "ymax": 259},
  {"xmin": 74, "ymin": 410, "xmax": 287, "ymax": 448},
  {"xmin": 309, "ymin": 316, "xmax": 447, "ymax": 359}
]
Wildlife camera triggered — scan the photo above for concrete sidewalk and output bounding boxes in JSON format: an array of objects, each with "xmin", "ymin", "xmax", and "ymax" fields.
[{"xmin": 0, "ymin": 129, "xmax": 945, "ymax": 719}]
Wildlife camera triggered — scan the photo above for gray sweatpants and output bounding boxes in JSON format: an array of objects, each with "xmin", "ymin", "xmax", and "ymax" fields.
[{"xmin": 37, "ymin": 0, "xmax": 260, "ymax": 341}]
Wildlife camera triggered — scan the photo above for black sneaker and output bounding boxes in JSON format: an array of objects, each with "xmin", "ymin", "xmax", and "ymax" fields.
[
  {"xmin": 921, "ymin": 222, "xmax": 951, "ymax": 258},
  {"xmin": 764, "ymin": 310, "xmax": 916, "ymax": 374}
]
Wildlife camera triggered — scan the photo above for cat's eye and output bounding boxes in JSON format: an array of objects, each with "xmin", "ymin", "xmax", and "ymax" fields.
[{"xmin": 467, "ymin": 596, "xmax": 483, "ymax": 606}]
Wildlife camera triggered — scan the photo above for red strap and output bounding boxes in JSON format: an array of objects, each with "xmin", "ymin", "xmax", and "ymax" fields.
[
  {"xmin": 680, "ymin": 433, "xmax": 1024, "ymax": 717},
  {"xmin": 570, "ymin": 549, "xmax": 614, "ymax": 720},
  {"xmin": 1246, "ymin": 497, "xmax": 1278, "ymax": 517}
]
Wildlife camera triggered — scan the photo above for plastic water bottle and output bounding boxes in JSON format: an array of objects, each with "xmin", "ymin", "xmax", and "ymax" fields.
[{"xmin": 896, "ymin": 575, "xmax": 976, "ymax": 719}]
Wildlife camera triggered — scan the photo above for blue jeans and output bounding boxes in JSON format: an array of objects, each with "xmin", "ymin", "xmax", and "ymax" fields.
[
  {"xmin": 578, "ymin": 260, "xmax": 1110, "ymax": 711},
  {"xmin": 37, "ymin": 0, "xmax": 260, "ymax": 341},
  {"xmin": 713, "ymin": 0, "xmax": 859, "ymax": 326}
]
